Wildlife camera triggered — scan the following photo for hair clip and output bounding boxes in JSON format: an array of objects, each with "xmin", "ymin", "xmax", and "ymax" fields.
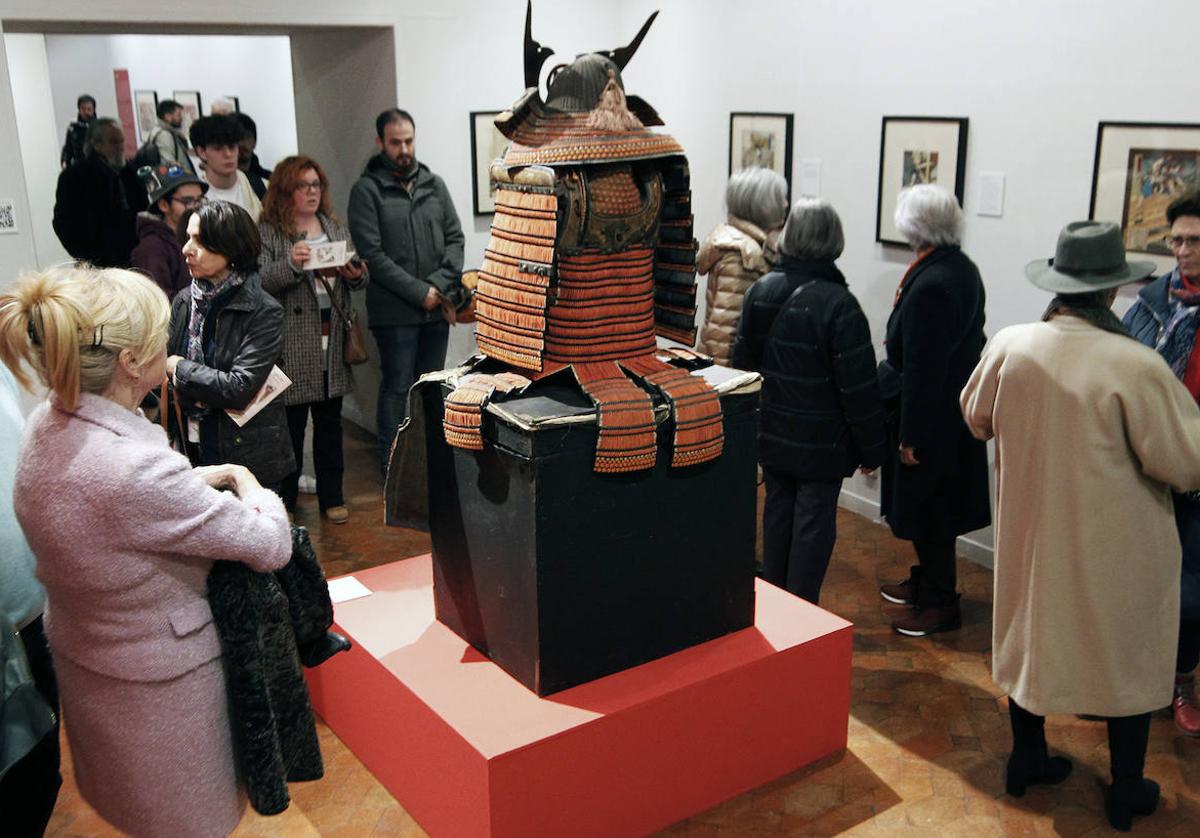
[
  {"xmin": 27, "ymin": 316, "xmax": 40, "ymax": 346},
  {"xmin": 92, "ymin": 325, "xmax": 104, "ymax": 348}
]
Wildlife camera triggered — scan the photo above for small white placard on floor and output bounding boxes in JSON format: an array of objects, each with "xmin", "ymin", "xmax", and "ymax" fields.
[
  {"xmin": 798, "ymin": 158, "xmax": 822, "ymax": 197},
  {"xmin": 977, "ymin": 172, "xmax": 1005, "ymax": 217},
  {"xmin": 328, "ymin": 575, "xmax": 373, "ymax": 604}
]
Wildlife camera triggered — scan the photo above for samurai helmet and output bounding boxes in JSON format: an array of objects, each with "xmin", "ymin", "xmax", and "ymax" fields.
[{"xmin": 523, "ymin": 1, "xmax": 659, "ymax": 114}]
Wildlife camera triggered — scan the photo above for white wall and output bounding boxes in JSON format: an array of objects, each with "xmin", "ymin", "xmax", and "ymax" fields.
[
  {"xmin": 0, "ymin": 22, "xmax": 39, "ymax": 287},
  {"xmin": 44, "ymin": 33, "xmax": 297, "ymax": 168},
  {"xmin": 3, "ymin": 33, "xmax": 66, "ymax": 268}
]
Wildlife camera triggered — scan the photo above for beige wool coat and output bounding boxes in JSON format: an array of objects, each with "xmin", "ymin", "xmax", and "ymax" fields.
[
  {"xmin": 696, "ymin": 218, "xmax": 777, "ymax": 365},
  {"xmin": 961, "ymin": 316, "xmax": 1200, "ymax": 716}
]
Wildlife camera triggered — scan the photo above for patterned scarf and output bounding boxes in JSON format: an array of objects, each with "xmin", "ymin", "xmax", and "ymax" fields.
[
  {"xmin": 1155, "ymin": 268, "xmax": 1200, "ymax": 379},
  {"xmin": 186, "ymin": 271, "xmax": 245, "ymax": 363}
]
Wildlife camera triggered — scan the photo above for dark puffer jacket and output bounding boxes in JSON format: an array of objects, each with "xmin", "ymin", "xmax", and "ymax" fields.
[
  {"xmin": 168, "ymin": 272, "xmax": 295, "ymax": 484},
  {"xmin": 733, "ymin": 256, "xmax": 886, "ymax": 480}
]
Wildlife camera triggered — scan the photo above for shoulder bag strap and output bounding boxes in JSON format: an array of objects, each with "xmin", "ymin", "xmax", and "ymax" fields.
[{"xmin": 315, "ymin": 273, "xmax": 354, "ymax": 330}]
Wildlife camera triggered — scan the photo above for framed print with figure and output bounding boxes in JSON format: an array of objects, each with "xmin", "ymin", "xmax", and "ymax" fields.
[
  {"xmin": 876, "ymin": 116, "xmax": 968, "ymax": 246},
  {"xmin": 470, "ymin": 111, "xmax": 510, "ymax": 215},
  {"xmin": 728, "ymin": 112, "xmax": 793, "ymax": 199},
  {"xmin": 1089, "ymin": 121, "xmax": 1200, "ymax": 259},
  {"xmin": 173, "ymin": 90, "xmax": 202, "ymax": 135},
  {"xmin": 134, "ymin": 90, "xmax": 158, "ymax": 143}
]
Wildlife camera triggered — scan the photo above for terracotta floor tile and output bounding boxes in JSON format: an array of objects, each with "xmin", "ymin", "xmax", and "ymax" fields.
[{"xmin": 40, "ymin": 424, "xmax": 1200, "ymax": 835}]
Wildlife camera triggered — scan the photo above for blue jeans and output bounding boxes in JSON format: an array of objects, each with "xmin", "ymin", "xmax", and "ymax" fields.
[{"xmin": 372, "ymin": 322, "xmax": 449, "ymax": 468}]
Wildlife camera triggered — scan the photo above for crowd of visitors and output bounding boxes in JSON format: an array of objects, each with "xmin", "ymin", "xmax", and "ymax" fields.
[{"xmin": 6, "ymin": 84, "xmax": 1200, "ymax": 836}]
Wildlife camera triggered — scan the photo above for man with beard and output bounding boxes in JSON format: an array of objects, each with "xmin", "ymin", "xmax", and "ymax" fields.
[
  {"xmin": 348, "ymin": 108, "xmax": 464, "ymax": 471},
  {"xmin": 52, "ymin": 117, "xmax": 136, "ymax": 267},
  {"xmin": 59, "ymin": 93, "xmax": 95, "ymax": 169},
  {"xmin": 147, "ymin": 99, "xmax": 195, "ymax": 174}
]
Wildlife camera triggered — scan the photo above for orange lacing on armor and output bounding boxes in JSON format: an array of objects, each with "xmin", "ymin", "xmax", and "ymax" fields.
[
  {"xmin": 621, "ymin": 355, "xmax": 723, "ymax": 468},
  {"xmin": 443, "ymin": 372, "xmax": 533, "ymax": 451},
  {"xmin": 573, "ymin": 361, "xmax": 658, "ymax": 473}
]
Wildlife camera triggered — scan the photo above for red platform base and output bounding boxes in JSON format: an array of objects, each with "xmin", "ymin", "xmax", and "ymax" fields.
[{"xmin": 305, "ymin": 556, "xmax": 853, "ymax": 838}]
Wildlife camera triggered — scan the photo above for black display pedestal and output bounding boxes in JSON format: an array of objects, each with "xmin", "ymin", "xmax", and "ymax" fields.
[{"xmin": 423, "ymin": 365, "xmax": 759, "ymax": 696}]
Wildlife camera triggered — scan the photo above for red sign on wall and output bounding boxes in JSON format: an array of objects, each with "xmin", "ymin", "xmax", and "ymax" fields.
[{"xmin": 113, "ymin": 69, "xmax": 137, "ymax": 159}]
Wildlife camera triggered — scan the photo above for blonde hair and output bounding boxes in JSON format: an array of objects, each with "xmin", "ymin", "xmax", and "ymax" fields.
[{"xmin": 0, "ymin": 266, "xmax": 170, "ymax": 411}]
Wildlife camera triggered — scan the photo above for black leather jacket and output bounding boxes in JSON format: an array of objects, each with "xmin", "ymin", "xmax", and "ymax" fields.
[{"xmin": 168, "ymin": 272, "xmax": 295, "ymax": 484}]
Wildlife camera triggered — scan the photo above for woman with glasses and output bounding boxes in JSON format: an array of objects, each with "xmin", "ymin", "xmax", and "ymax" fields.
[
  {"xmin": 258, "ymin": 155, "xmax": 368, "ymax": 524},
  {"xmin": 1123, "ymin": 190, "xmax": 1200, "ymax": 738},
  {"xmin": 131, "ymin": 164, "xmax": 208, "ymax": 297},
  {"xmin": 166, "ymin": 200, "xmax": 296, "ymax": 491}
]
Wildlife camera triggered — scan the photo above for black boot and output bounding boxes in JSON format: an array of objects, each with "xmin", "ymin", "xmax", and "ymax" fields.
[
  {"xmin": 1005, "ymin": 698, "xmax": 1072, "ymax": 796},
  {"xmin": 1106, "ymin": 713, "xmax": 1156, "ymax": 831}
]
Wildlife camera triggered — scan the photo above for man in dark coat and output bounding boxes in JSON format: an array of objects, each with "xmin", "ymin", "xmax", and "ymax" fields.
[
  {"xmin": 734, "ymin": 198, "xmax": 886, "ymax": 604},
  {"xmin": 878, "ymin": 185, "xmax": 990, "ymax": 636},
  {"xmin": 348, "ymin": 108, "xmax": 464, "ymax": 470},
  {"xmin": 59, "ymin": 93, "xmax": 95, "ymax": 169},
  {"xmin": 52, "ymin": 118, "xmax": 137, "ymax": 268}
]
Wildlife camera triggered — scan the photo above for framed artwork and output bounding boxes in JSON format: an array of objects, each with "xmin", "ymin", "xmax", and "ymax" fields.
[
  {"xmin": 1089, "ymin": 121, "xmax": 1200, "ymax": 256},
  {"xmin": 728, "ymin": 112, "xmax": 794, "ymax": 198},
  {"xmin": 134, "ymin": 90, "xmax": 158, "ymax": 143},
  {"xmin": 876, "ymin": 116, "xmax": 968, "ymax": 246},
  {"xmin": 470, "ymin": 111, "xmax": 510, "ymax": 216},
  {"xmin": 225, "ymin": 96, "xmax": 241, "ymax": 113},
  {"xmin": 173, "ymin": 90, "xmax": 202, "ymax": 135}
]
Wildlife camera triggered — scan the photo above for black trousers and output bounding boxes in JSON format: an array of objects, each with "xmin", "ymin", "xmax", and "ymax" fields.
[
  {"xmin": 281, "ymin": 396, "xmax": 345, "ymax": 512},
  {"xmin": 911, "ymin": 536, "xmax": 958, "ymax": 607},
  {"xmin": 762, "ymin": 469, "xmax": 842, "ymax": 604},
  {"xmin": 0, "ymin": 616, "xmax": 62, "ymax": 837},
  {"xmin": 1009, "ymin": 697, "xmax": 1151, "ymax": 781},
  {"xmin": 1179, "ymin": 619, "xmax": 1200, "ymax": 675}
]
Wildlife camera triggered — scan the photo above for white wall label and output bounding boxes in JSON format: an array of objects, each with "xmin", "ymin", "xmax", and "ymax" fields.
[
  {"xmin": 798, "ymin": 158, "xmax": 822, "ymax": 197},
  {"xmin": 977, "ymin": 172, "xmax": 1005, "ymax": 217},
  {"xmin": 0, "ymin": 199, "xmax": 17, "ymax": 234}
]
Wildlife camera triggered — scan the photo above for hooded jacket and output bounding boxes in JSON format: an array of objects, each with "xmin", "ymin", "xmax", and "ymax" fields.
[
  {"xmin": 131, "ymin": 212, "xmax": 190, "ymax": 298},
  {"xmin": 347, "ymin": 155, "xmax": 464, "ymax": 327}
]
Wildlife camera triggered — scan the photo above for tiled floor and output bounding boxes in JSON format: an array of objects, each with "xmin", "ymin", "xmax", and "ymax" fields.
[{"xmin": 45, "ymin": 425, "xmax": 1200, "ymax": 836}]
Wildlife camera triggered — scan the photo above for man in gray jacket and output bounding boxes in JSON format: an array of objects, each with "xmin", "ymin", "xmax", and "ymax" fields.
[
  {"xmin": 348, "ymin": 108, "xmax": 464, "ymax": 470},
  {"xmin": 145, "ymin": 99, "xmax": 195, "ymax": 174}
]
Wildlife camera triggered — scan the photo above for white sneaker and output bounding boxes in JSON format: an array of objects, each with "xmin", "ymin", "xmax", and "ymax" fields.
[{"xmin": 298, "ymin": 475, "xmax": 318, "ymax": 494}]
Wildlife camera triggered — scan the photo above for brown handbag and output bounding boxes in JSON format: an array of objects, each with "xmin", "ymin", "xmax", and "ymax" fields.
[{"xmin": 317, "ymin": 274, "xmax": 369, "ymax": 365}]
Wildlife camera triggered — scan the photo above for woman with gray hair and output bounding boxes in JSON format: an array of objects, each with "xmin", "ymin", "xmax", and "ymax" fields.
[
  {"xmin": 877, "ymin": 184, "xmax": 990, "ymax": 636},
  {"xmin": 733, "ymin": 198, "xmax": 886, "ymax": 603},
  {"xmin": 696, "ymin": 167, "xmax": 788, "ymax": 365}
]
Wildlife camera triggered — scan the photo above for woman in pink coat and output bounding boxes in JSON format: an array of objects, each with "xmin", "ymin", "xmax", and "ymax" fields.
[{"xmin": 0, "ymin": 266, "xmax": 292, "ymax": 837}]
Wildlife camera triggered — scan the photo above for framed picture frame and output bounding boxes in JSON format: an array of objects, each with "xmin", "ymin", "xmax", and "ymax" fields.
[
  {"xmin": 225, "ymin": 96, "xmax": 241, "ymax": 113},
  {"xmin": 876, "ymin": 116, "xmax": 968, "ymax": 246},
  {"xmin": 728, "ymin": 112, "xmax": 793, "ymax": 199},
  {"xmin": 470, "ymin": 110, "xmax": 509, "ymax": 216},
  {"xmin": 173, "ymin": 90, "xmax": 202, "ymax": 135},
  {"xmin": 1089, "ymin": 121, "xmax": 1200, "ymax": 257},
  {"xmin": 134, "ymin": 90, "xmax": 158, "ymax": 143}
]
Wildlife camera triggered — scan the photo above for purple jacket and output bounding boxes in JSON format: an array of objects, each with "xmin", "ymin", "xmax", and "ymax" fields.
[
  {"xmin": 131, "ymin": 212, "xmax": 191, "ymax": 299},
  {"xmin": 14, "ymin": 393, "xmax": 291, "ymax": 682}
]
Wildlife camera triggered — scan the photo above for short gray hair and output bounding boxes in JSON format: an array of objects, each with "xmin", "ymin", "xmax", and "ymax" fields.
[
  {"xmin": 726, "ymin": 167, "xmax": 789, "ymax": 231},
  {"xmin": 780, "ymin": 197, "xmax": 844, "ymax": 261},
  {"xmin": 894, "ymin": 184, "xmax": 963, "ymax": 248}
]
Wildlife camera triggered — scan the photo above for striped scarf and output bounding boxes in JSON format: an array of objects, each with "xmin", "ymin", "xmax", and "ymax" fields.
[
  {"xmin": 1155, "ymin": 268, "xmax": 1200, "ymax": 379},
  {"xmin": 186, "ymin": 271, "xmax": 245, "ymax": 364}
]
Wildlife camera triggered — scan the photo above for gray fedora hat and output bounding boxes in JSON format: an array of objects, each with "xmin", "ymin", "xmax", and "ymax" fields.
[{"xmin": 1025, "ymin": 221, "xmax": 1156, "ymax": 293}]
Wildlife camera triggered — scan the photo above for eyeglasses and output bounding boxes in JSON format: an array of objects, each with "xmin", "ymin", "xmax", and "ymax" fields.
[
  {"xmin": 1164, "ymin": 235, "xmax": 1200, "ymax": 250},
  {"xmin": 171, "ymin": 196, "xmax": 207, "ymax": 209},
  {"xmin": 295, "ymin": 180, "xmax": 323, "ymax": 193}
]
